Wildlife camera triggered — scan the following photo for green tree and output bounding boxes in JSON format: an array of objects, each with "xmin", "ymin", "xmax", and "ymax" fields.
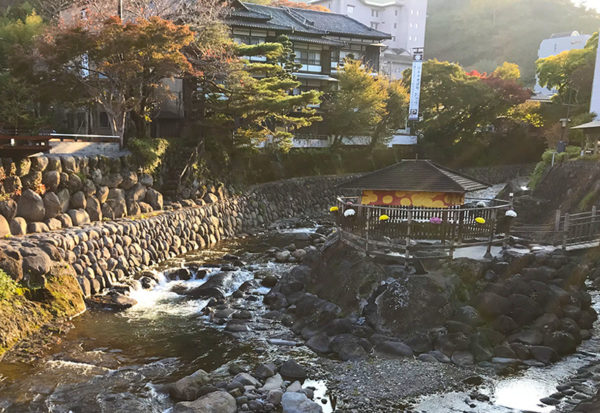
[
  {"xmin": 321, "ymin": 59, "xmax": 388, "ymax": 147},
  {"xmin": 0, "ymin": 10, "xmax": 46, "ymax": 130},
  {"xmin": 536, "ymin": 32, "xmax": 597, "ymax": 107},
  {"xmin": 404, "ymin": 60, "xmax": 532, "ymax": 163},
  {"xmin": 202, "ymin": 36, "xmax": 321, "ymax": 153},
  {"xmin": 370, "ymin": 79, "xmax": 410, "ymax": 148},
  {"xmin": 426, "ymin": 0, "xmax": 600, "ymax": 85}
]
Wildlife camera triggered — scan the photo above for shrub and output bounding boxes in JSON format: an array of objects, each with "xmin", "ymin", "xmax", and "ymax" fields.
[
  {"xmin": 128, "ymin": 138, "xmax": 170, "ymax": 175},
  {"xmin": 530, "ymin": 146, "xmax": 581, "ymax": 189}
]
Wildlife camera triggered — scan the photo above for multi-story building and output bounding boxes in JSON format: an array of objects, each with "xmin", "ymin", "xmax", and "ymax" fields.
[
  {"xmin": 226, "ymin": 1, "xmax": 391, "ymax": 92},
  {"xmin": 307, "ymin": 0, "xmax": 427, "ymax": 79},
  {"xmin": 534, "ymin": 31, "xmax": 591, "ymax": 100}
]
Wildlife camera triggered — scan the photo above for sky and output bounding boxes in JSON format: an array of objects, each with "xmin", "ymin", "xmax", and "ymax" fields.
[{"xmin": 573, "ymin": 0, "xmax": 600, "ymax": 11}]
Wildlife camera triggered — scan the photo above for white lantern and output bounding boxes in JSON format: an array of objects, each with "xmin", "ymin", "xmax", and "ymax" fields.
[{"xmin": 344, "ymin": 209, "xmax": 356, "ymax": 217}]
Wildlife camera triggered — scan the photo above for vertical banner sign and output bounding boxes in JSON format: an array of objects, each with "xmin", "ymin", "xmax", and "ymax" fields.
[
  {"xmin": 408, "ymin": 48, "xmax": 424, "ymax": 121},
  {"xmin": 591, "ymin": 28, "xmax": 600, "ymax": 118}
]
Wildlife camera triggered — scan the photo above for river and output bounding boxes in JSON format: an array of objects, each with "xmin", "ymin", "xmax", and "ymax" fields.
[{"xmin": 0, "ymin": 227, "xmax": 598, "ymax": 412}]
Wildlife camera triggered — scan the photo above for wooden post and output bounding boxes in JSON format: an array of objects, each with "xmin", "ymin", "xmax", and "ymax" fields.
[
  {"xmin": 485, "ymin": 209, "xmax": 497, "ymax": 258},
  {"xmin": 554, "ymin": 209, "xmax": 561, "ymax": 246},
  {"xmin": 365, "ymin": 207, "xmax": 370, "ymax": 253},
  {"xmin": 591, "ymin": 206, "xmax": 597, "ymax": 241},
  {"xmin": 457, "ymin": 210, "xmax": 465, "ymax": 244},
  {"xmin": 562, "ymin": 213, "xmax": 569, "ymax": 251},
  {"xmin": 405, "ymin": 209, "xmax": 412, "ymax": 266}
]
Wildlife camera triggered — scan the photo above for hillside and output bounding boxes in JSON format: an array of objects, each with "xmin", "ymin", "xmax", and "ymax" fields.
[{"xmin": 425, "ymin": 0, "xmax": 600, "ymax": 85}]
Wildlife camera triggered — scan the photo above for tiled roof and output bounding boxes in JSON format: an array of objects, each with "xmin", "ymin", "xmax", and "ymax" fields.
[
  {"xmin": 339, "ymin": 160, "xmax": 489, "ymax": 193},
  {"xmin": 227, "ymin": 2, "xmax": 391, "ymax": 40}
]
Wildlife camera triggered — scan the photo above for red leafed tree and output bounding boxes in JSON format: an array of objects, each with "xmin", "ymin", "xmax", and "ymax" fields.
[{"xmin": 16, "ymin": 16, "xmax": 195, "ymax": 143}]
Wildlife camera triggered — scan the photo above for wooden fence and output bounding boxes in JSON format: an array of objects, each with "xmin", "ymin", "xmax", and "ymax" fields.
[
  {"xmin": 335, "ymin": 196, "xmax": 513, "ymax": 260},
  {"xmin": 512, "ymin": 207, "xmax": 600, "ymax": 250}
]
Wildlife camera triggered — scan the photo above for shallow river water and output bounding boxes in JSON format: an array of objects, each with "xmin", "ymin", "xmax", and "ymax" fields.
[{"xmin": 0, "ymin": 228, "xmax": 599, "ymax": 412}]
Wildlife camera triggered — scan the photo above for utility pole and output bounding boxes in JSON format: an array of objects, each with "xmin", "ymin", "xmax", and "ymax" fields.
[{"xmin": 118, "ymin": 0, "xmax": 123, "ymax": 19}]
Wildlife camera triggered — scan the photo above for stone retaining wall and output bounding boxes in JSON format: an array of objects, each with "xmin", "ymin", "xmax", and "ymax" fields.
[
  {"xmin": 0, "ymin": 155, "xmax": 163, "ymax": 237},
  {"xmin": 0, "ymin": 175, "xmax": 346, "ymax": 297}
]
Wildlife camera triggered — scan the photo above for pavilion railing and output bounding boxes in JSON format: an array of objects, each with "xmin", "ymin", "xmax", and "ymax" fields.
[{"xmin": 334, "ymin": 196, "xmax": 513, "ymax": 260}]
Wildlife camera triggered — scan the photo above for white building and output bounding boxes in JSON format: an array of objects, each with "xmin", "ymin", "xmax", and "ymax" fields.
[
  {"xmin": 309, "ymin": 0, "xmax": 427, "ymax": 79},
  {"xmin": 534, "ymin": 31, "xmax": 591, "ymax": 100}
]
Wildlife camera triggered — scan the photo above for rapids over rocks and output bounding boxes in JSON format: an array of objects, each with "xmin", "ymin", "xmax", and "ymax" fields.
[{"xmin": 1, "ymin": 223, "xmax": 600, "ymax": 413}]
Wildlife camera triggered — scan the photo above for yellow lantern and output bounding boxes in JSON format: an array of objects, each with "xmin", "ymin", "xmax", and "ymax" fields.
[
  {"xmin": 379, "ymin": 214, "xmax": 390, "ymax": 222},
  {"xmin": 330, "ymin": 206, "xmax": 339, "ymax": 212},
  {"xmin": 475, "ymin": 217, "xmax": 486, "ymax": 224}
]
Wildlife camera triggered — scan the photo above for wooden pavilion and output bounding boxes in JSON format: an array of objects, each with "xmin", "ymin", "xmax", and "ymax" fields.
[
  {"xmin": 340, "ymin": 159, "xmax": 488, "ymax": 207},
  {"xmin": 335, "ymin": 160, "xmax": 512, "ymax": 260}
]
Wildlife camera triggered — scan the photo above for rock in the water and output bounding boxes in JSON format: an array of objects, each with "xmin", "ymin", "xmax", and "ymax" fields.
[
  {"xmin": 281, "ymin": 391, "xmax": 323, "ymax": 413},
  {"xmin": 279, "ymin": 359, "xmax": 307, "ymax": 380},
  {"xmin": 173, "ymin": 391, "xmax": 236, "ymax": 413},
  {"xmin": 375, "ymin": 340, "xmax": 414, "ymax": 357},
  {"xmin": 168, "ymin": 369, "xmax": 212, "ymax": 401},
  {"xmin": 254, "ymin": 363, "xmax": 276, "ymax": 380},
  {"xmin": 261, "ymin": 373, "xmax": 283, "ymax": 391}
]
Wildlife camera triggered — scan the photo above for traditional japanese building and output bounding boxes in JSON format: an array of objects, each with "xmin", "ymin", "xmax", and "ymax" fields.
[
  {"xmin": 340, "ymin": 159, "xmax": 488, "ymax": 208},
  {"xmin": 226, "ymin": 1, "xmax": 391, "ymax": 93}
]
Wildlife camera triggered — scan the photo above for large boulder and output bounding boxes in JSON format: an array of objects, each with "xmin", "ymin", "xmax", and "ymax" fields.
[
  {"xmin": 0, "ymin": 199, "xmax": 17, "ymax": 221},
  {"xmin": 16, "ymin": 189, "xmax": 45, "ymax": 222},
  {"xmin": 0, "ymin": 215, "xmax": 10, "ymax": 237},
  {"xmin": 120, "ymin": 171, "xmax": 138, "ymax": 190},
  {"xmin": 85, "ymin": 196, "xmax": 102, "ymax": 222},
  {"xmin": 42, "ymin": 170, "xmax": 60, "ymax": 192},
  {"xmin": 279, "ymin": 359, "xmax": 308, "ymax": 380},
  {"xmin": 56, "ymin": 188, "xmax": 70, "ymax": 212},
  {"xmin": 97, "ymin": 186, "xmax": 109, "ymax": 203},
  {"xmin": 173, "ymin": 391, "xmax": 236, "ymax": 413},
  {"xmin": 3, "ymin": 176, "xmax": 22, "ymax": 193},
  {"xmin": 43, "ymin": 192, "xmax": 62, "ymax": 219},
  {"xmin": 127, "ymin": 183, "xmax": 146, "ymax": 202},
  {"xmin": 281, "ymin": 392, "xmax": 323, "ymax": 413},
  {"xmin": 9, "ymin": 217, "xmax": 27, "ymax": 236},
  {"xmin": 145, "ymin": 188, "xmax": 163, "ymax": 210},
  {"xmin": 168, "ymin": 369, "xmax": 211, "ymax": 401},
  {"xmin": 70, "ymin": 191, "xmax": 87, "ymax": 210},
  {"xmin": 30, "ymin": 156, "xmax": 48, "ymax": 171},
  {"xmin": 67, "ymin": 209, "xmax": 91, "ymax": 226}
]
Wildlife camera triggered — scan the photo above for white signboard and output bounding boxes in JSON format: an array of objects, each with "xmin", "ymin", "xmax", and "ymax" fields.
[
  {"xmin": 388, "ymin": 135, "xmax": 418, "ymax": 146},
  {"xmin": 408, "ymin": 49, "xmax": 424, "ymax": 121}
]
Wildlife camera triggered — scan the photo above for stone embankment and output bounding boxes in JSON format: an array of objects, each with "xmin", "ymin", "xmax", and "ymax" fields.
[
  {"xmin": 267, "ymin": 239, "xmax": 597, "ymax": 369},
  {"xmin": 0, "ymin": 174, "xmax": 346, "ymax": 298},
  {"xmin": 0, "ymin": 154, "xmax": 163, "ymax": 236}
]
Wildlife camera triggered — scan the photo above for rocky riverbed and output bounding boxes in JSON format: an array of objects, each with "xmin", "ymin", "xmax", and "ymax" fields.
[{"xmin": 2, "ymin": 223, "xmax": 600, "ymax": 412}]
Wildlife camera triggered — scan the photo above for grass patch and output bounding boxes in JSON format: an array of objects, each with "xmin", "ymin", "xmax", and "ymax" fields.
[
  {"xmin": 529, "ymin": 146, "xmax": 581, "ymax": 189},
  {"xmin": 0, "ymin": 269, "xmax": 23, "ymax": 301}
]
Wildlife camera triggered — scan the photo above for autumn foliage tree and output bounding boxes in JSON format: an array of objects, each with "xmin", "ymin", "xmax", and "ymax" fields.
[
  {"xmin": 16, "ymin": 16, "xmax": 195, "ymax": 143},
  {"xmin": 403, "ymin": 60, "xmax": 534, "ymax": 164}
]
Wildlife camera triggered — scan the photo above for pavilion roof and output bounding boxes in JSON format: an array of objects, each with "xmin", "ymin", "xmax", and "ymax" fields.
[{"xmin": 339, "ymin": 160, "xmax": 489, "ymax": 193}]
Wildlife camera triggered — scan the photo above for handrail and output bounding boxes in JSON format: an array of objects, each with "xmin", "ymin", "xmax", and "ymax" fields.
[{"xmin": 336, "ymin": 196, "xmax": 512, "ymax": 213}]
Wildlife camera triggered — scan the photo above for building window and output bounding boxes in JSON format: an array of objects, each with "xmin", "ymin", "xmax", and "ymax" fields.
[
  {"xmin": 395, "ymin": 9, "xmax": 398, "ymax": 16},
  {"xmin": 416, "ymin": 10, "xmax": 420, "ymax": 16},
  {"xmin": 295, "ymin": 45, "xmax": 322, "ymax": 72},
  {"xmin": 371, "ymin": 9, "xmax": 379, "ymax": 17},
  {"xmin": 392, "ymin": 36, "xmax": 396, "ymax": 41},
  {"xmin": 394, "ymin": 23, "xmax": 397, "ymax": 28},
  {"xmin": 415, "ymin": 23, "xmax": 418, "ymax": 29},
  {"xmin": 99, "ymin": 112, "xmax": 109, "ymax": 128},
  {"xmin": 347, "ymin": 5, "xmax": 354, "ymax": 14},
  {"xmin": 411, "ymin": 9, "xmax": 414, "ymax": 15},
  {"xmin": 371, "ymin": 22, "xmax": 379, "ymax": 29}
]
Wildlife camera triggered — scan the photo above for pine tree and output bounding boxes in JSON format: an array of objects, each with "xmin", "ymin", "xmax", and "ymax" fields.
[{"xmin": 204, "ymin": 35, "xmax": 321, "ymax": 152}]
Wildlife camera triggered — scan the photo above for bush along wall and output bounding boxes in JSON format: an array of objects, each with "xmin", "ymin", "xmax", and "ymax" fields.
[
  {"xmin": 0, "ymin": 175, "xmax": 347, "ymax": 298},
  {"xmin": 0, "ymin": 155, "xmax": 164, "ymax": 237}
]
